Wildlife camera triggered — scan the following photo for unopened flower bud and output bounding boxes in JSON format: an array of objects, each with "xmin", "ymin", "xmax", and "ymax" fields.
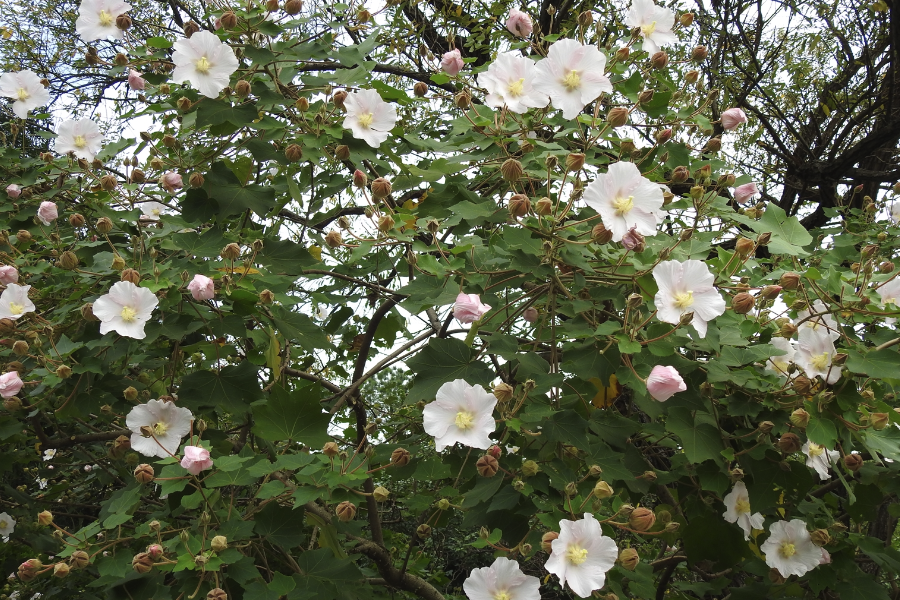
[
  {"xmin": 678, "ymin": 311, "xmax": 695, "ymax": 326},
  {"xmin": 123, "ymin": 386, "xmax": 139, "ymax": 401},
  {"xmin": 285, "ymin": 144, "xmax": 303, "ymax": 162},
  {"xmin": 788, "ymin": 408, "xmax": 809, "ymax": 428},
  {"xmin": 534, "ymin": 196, "xmax": 553, "ymax": 216},
  {"xmin": 566, "ymin": 153, "xmax": 585, "ymax": 172},
  {"xmin": 650, "ymin": 51, "xmax": 668, "ymax": 69},
  {"xmin": 476, "ymin": 454, "xmax": 499, "ymax": 477},
  {"xmin": 501, "ymin": 159, "xmax": 524, "ymax": 182},
  {"xmin": 541, "ymin": 531, "xmax": 559, "ymax": 552},
  {"xmin": 844, "ymin": 454, "xmax": 863, "ymax": 472},
  {"xmin": 134, "ymin": 463, "xmax": 154, "ymax": 484},
  {"xmin": 183, "ymin": 20, "xmax": 200, "ymax": 37},
  {"xmin": 521, "ymin": 460, "xmax": 540, "ymax": 477},
  {"xmin": 832, "ymin": 353, "xmax": 847, "ymax": 366},
  {"xmin": 810, "ymin": 529, "xmax": 831, "ymax": 547},
  {"xmin": 220, "ymin": 11, "xmax": 238, "ymax": 29},
  {"xmin": 390, "ymin": 447, "xmax": 411, "ymax": 466},
  {"xmin": 37, "ymin": 510, "xmax": 53, "ymax": 526},
  {"xmin": 757, "ymin": 421, "xmax": 774, "ymax": 434},
  {"xmin": 777, "ymin": 433, "xmax": 801, "ymax": 454},
  {"xmin": 607, "ymin": 107, "xmax": 629, "ymax": 128},
  {"xmin": 685, "ymin": 69, "xmax": 699, "ymax": 85},
  {"xmin": 371, "ymin": 177, "xmax": 392, "ymax": 199},
  {"xmin": 16, "ymin": 230, "xmax": 32, "ymax": 243},
  {"xmin": 577, "ymin": 10, "xmax": 593, "ymax": 27},
  {"xmin": 564, "ymin": 482, "xmax": 578, "ymax": 497},
  {"xmin": 691, "ymin": 45, "xmax": 708, "ymax": 61},
  {"xmin": 12, "ymin": 340, "xmax": 29, "ymax": 356},
  {"xmin": 508, "ymin": 194, "xmax": 531, "ymax": 217},
  {"xmin": 780, "ymin": 272, "xmax": 800, "ymax": 290},
  {"xmin": 591, "ymin": 223, "xmax": 613, "ymax": 244},
  {"xmin": 377, "ymin": 214, "xmax": 395, "ymax": 233},
  {"xmin": 116, "ymin": 13, "xmax": 132, "ymax": 29},
  {"xmin": 211, "ymin": 536, "xmax": 228, "ymax": 553},
  {"xmin": 285, "ymin": 0, "xmax": 303, "ymax": 13},
  {"xmin": 618, "ymin": 548, "xmax": 639, "ymax": 571},
  {"xmin": 871, "ymin": 412, "xmax": 890, "ymax": 431},
  {"xmin": 593, "ymin": 480, "xmax": 614, "ymax": 499},
  {"xmin": 147, "ymin": 544, "xmax": 164, "ymax": 560},
  {"xmin": 523, "ymin": 306, "xmax": 539, "ymax": 323},
  {"xmin": 454, "ymin": 90, "xmax": 471, "ymax": 108},
  {"xmin": 413, "ymin": 81, "xmax": 428, "ymax": 97},
  {"xmin": 629, "ymin": 507, "xmax": 656, "ymax": 531},
  {"xmin": 221, "ymin": 243, "xmax": 241, "ymax": 260},
  {"xmin": 96, "ymin": 216, "xmax": 113, "ymax": 233},
  {"xmin": 58, "ymin": 250, "xmax": 79, "ymax": 270},
  {"xmin": 53, "ymin": 562, "xmax": 70, "ymax": 578},
  {"xmin": 493, "ymin": 382, "xmax": 514, "ymax": 403},
  {"xmin": 416, "ymin": 523, "xmax": 432, "ymax": 538},
  {"xmin": 656, "ymin": 129, "xmax": 673, "ymax": 144},
  {"xmin": 56, "ymin": 365, "xmax": 73, "ymax": 379},
  {"xmin": 132, "ymin": 552, "xmax": 153, "ymax": 573},
  {"xmin": 669, "ymin": 166, "xmax": 689, "ymax": 184},
  {"xmin": 70, "ymin": 550, "xmax": 90, "ymax": 569},
  {"xmin": 177, "ymin": 96, "xmax": 192, "ymax": 111},
  {"xmin": 731, "ymin": 292, "xmax": 754, "ymax": 314}
]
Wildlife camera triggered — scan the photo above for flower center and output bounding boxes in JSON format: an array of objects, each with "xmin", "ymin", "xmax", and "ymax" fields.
[
  {"xmin": 807, "ymin": 443, "xmax": 824, "ymax": 457},
  {"xmin": 562, "ymin": 70, "xmax": 581, "ymax": 91},
  {"xmin": 153, "ymin": 421, "xmax": 169, "ymax": 436},
  {"xmin": 16, "ymin": 87, "xmax": 29, "ymax": 101},
  {"xmin": 810, "ymin": 352, "xmax": 830, "ymax": 370},
  {"xmin": 455, "ymin": 410, "xmax": 475, "ymax": 430},
  {"xmin": 734, "ymin": 498, "xmax": 750, "ymax": 514},
  {"xmin": 73, "ymin": 135, "xmax": 87, "ymax": 149},
  {"xmin": 8, "ymin": 302, "xmax": 24, "ymax": 315},
  {"xmin": 0, "ymin": 519, "xmax": 8, "ymax": 529},
  {"xmin": 507, "ymin": 78, "xmax": 525, "ymax": 98},
  {"xmin": 494, "ymin": 592, "xmax": 511, "ymax": 600},
  {"xmin": 779, "ymin": 542, "xmax": 796, "ymax": 559},
  {"xmin": 565, "ymin": 544, "xmax": 589, "ymax": 565},
  {"xmin": 358, "ymin": 112, "xmax": 374, "ymax": 128},
  {"xmin": 99, "ymin": 9, "xmax": 113, "ymax": 26},
  {"xmin": 120, "ymin": 306, "xmax": 138, "ymax": 322},
  {"xmin": 884, "ymin": 295, "xmax": 897, "ymax": 305},
  {"xmin": 673, "ymin": 291, "xmax": 694, "ymax": 310},
  {"xmin": 612, "ymin": 195, "xmax": 634, "ymax": 216},
  {"xmin": 196, "ymin": 56, "xmax": 211, "ymax": 74},
  {"xmin": 642, "ymin": 21, "xmax": 657, "ymax": 36}
]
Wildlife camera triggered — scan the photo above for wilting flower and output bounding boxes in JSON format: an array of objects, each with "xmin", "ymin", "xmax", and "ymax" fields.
[
  {"xmin": 0, "ymin": 371, "xmax": 24, "ymax": 398},
  {"xmin": 0, "ymin": 284, "xmax": 36, "ymax": 320},
  {"xmin": 37, "ymin": 201, "xmax": 58, "ymax": 226},
  {"xmin": 76, "ymin": 0, "xmax": 132, "ymax": 42},
  {"xmin": 180, "ymin": 445, "xmax": 214, "ymax": 475},
  {"xmin": 126, "ymin": 399, "xmax": 193, "ymax": 458},
  {"xmin": 583, "ymin": 162, "xmax": 664, "ymax": 242},
  {"xmin": 733, "ymin": 182, "xmax": 759, "ymax": 204},
  {"xmin": 477, "ymin": 51, "xmax": 548, "ymax": 114},
  {"xmin": 0, "ymin": 512, "xmax": 15, "ymax": 539},
  {"xmin": 140, "ymin": 202, "xmax": 167, "ymax": 220},
  {"xmin": 463, "ymin": 557, "xmax": 540, "ymax": 600},
  {"xmin": 0, "ymin": 266, "xmax": 18, "ymax": 285},
  {"xmin": 441, "ymin": 49, "xmax": 465, "ymax": 76},
  {"xmin": 877, "ymin": 278, "xmax": 900, "ymax": 306},
  {"xmin": 766, "ymin": 337, "xmax": 796, "ymax": 377},
  {"xmin": 423, "ymin": 379, "xmax": 497, "ymax": 451},
  {"xmin": 92, "ymin": 280, "xmax": 159, "ymax": 339},
  {"xmin": 802, "ymin": 441, "xmax": 839, "ymax": 481},
  {"xmin": 795, "ymin": 328, "xmax": 840, "ymax": 384},
  {"xmin": 534, "ymin": 39, "xmax": 612, "ymax": 120},
  {"xmin": 6, "ymin": 184, "xmax": 21, "ymax": 199},
  {"xmin": 722, "ymin": 481, "xmax": 764, "ymax": 540},
  {"xmin": 172, "ymin": 30, "xmax": 239, "ymax": 98},
  {"xmin": 546, "ymin": 513, "xmax": 618, "ymax": 598},
  {"xmin": 646, "ymin": 365, "xmax": 686, "ymax": 401},
  {"xmin": 128, "ymin": 69, "xmax": 146, "ymax": 91},
  {"xmin": 796, "ymin": 299, "xmax": 840, "ymax": 341},
  {"xmin": 761, "ymin": 519, "xmax": 822, "ymax": 578},
  {"xmin": 160, "ymin": 171, "xmax": 183, "ymax": 193},
  {"xmin": 187, "ymin": 274, "xmax": 215, "ymax": 300},
  {"xmin": 721, "ymin": 108, "xmax": 748, "ymax": 131},
  {"xmin": 56, "ymin": 118, "xmax": 103, "ymax": 161},
  {"xmin": 343, "ymin": 88, "xmax": 398, "ymax": 148},
  {"xmin": 652, "ymin": 259, "xmax": 726, "ymax": 338},
  {"xmin": 454, "ymin": 292, "xmax": 491, "ymax": 323},
  {"xmin": 625, "ymin": 0, "xmax": 676, "ymax": 55},
  {"xmin": 506, "ymin": 8, "xmax": 533, "ymax": 37},
  {"xmin": 0, "ymin": 71, "xmax": 50, "ymax": 119}
]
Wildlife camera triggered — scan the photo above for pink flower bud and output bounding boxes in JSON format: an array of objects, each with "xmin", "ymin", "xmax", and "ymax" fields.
[
  {"xmin": 506, "ymin": 8, "xmax": 533, "ymax": 37},
  {"xmin": 6, "ymin": 184, "xmax": 21, "ymax": 198},
  {"xmin": 646, "ymin": 365, "xmax": 686, "ymax": 401},
  {"xmin": 523, "ymin": 306, "xmax": 539, "ymax": 323},
  {"xmin": 160, "ymin": 171, "xmax": 183, "ymax": 193},
  {"xmin": 441, "ymin": 49, "xmax": 464, "ymax": 76},
  {"xmin": 180, "ymin": 445, "xmax": 213, "ymax": 476},
  {"xmin": 721, "ymin": 107, "xmax": 748, "ymax": 131},
  {"xmin": 0, "ymin": 265, "xmax": 18, "ymax": 285},
  {"xmin": 488, "ymin": 445, "xmax": 502, "ymax": 459},
  {"xmin": 37, "ymin": 201, "xmax": 58, "ymax": 226},
  {"xmin": 453, "ymin": 292, "xmax": 491, "ymax": 324},
  {"xmin": 0, "ymin": 371, "xmax": 24, "ymax": 398},
  {"xmin": 128, "ymin": 69, "xmax": 146, "ymax": 91},
  {"xmin": 186, "ymin": 274, "xmax": 215, "ymax": 301},
  {"xmin": 147, "ymin": 544, "xmax": 164, "ymax": 560},
  {"xmin": 734, "ymin": 182, "xmax": 759, "ymax": 204}
]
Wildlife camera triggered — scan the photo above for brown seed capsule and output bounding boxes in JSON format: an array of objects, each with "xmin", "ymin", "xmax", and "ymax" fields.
[
  {"xmin": 844, "ymin": 453, "xmax": 863, "ymax": 472},
  {"xmin": 207, "ymin": 588, "xmax": 228, "ymax": 600},
  {"xmin": 476, "ymin": 454, "xmax": 499, "ymax": 477},
  {"xmin": 67, "ymin": 213, "xmax": 85, "ymax": 228},
  {"xmin": 221, "ymin": 243, "xmax": 241, "ymax": 260},
  {"xmin": 183, "ymin": 20, "xmax": 201, "ymax": 37},
  {"xmin": 234, "ymin": 79, "xmax": 251, "ymax": 98},
  {"xmin": 284, "ymin": 0, "xmax": 303, "ymax": 14},
  {"xmin": 508, "ymin": 194, "xmax": 531, "ymax": 218},
  {"xmin": 454, "ymin": 90, "xmax": 471, "ymax": 109},
  {"xmin": 220, "ymin": 11, "xmax": 238, "ymax": 29},
  {"xmin": 116, "ymin": 13, "xmax": 132, "ymax": 29},
  {"xmin": 325, "ymin": 230, "xmax": 343, "ymax": 248},
  {"xmin": 132, "ymin": 552, "xmax": 153, "ymax": 573},
  {"xmin": 618, "ymin": 548, "xmax": 639, "ymax": 571},
  {"xmin": 332, "ymin": 90, "xmax": 348, "ymax": 109},
  {"xmin": 628, "ymin": 507, "xmax": 656, "ymax": 532},
  {"xmin": 591, "ymin": 223, "xmax": 613, "ymax": 244},
  {"xmin": 879, "ymin": 261, "xmax": 895, "ymax": 274},
  {"xmin": 259, "ymin": 289, "xmax": 275, "ymax": 304},
  {"xmin": 493, "ymin": 382, "xmax": 514, "ymax": 403},
  {"xmin": 371, "ymin": 177, "xmax": 392, "ymax": 199},
  {"xmin": 390, "ymin": 447, "xmax": 411, "ymax": 466},
  {"xmin": 177, "ymin": 96, "xmax": 192, "ymax": 112},
  {"xmin": 501, "ymin": 158, "xmax": 524, "ymax": 182},
  {"xmin": 336, "ymin": 501, "xmax": 356, "ymax": 522},
  {"xmin": 691, "ymin": 45, "xmax": 708, "ymax": 61},
  {"xmin": 541, "ymin": 531, "xmax": 559, "ymax": 553},
  {"xmin": 607, "ymin": 107, "xmax": 629, "ymax": 128},
  {"xmin": 285, "ymin": 144, "xmax": 303, "ymax": 162},
  {"xmin": 134, "ymin": 463, "xmax": 155, "ymax": 484},
  {"xmin": 185, "ymin": 172, "xmax": 203, "ymax": 189},
  {"xmin": 70, "ymin": 550, "xmax": 90, "ymax": 570},
  {"xmin": 615, "ymin": 46, "xmax": 630, "ymax": 61},
  {"xmin": 413, "ymin": 82, "xmax": 428, "ymax": 97},
  {"xmin": 650, "ymin": 51, "xmax": 669, "ymax": 69},
  {"xmin": 121, "ymin": 268, "xmax": 141, "ymax": 285},
  {"xmin": 732, "ymin": 292, "xmax": 755, "ymax": 314},
  {"xmin": 335, "ymin": 144, "xmax": 350, "ymax": 161},
  {"xmin": 680, "ymin": 12, "xmax": 694, "ymax": 26},
  {"xmin": 777, "ymin": 432, "xmax": 802, "ymax": 454},
  {"xmin": 566, "ymin": 153, "xmax": 585, "ymax": 172}
]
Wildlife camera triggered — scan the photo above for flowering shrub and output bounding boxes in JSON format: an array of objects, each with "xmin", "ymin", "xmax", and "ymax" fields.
[{"xmin": 1, "ymin": 0, "xmax": 900, "ymax": 599}]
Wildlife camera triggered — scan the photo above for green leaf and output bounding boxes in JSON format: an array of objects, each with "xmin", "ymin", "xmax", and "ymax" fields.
[
  {"xmin": 406, "ymin": 338, "xmax": 494, "ymax": 402},
  {"xmin": 170, "ymin": 226, "xmax": 226, "ymax": 257},
  {"xmin": 806, "ymin": 413, "xmax": 838, "ymax": 447},
  {"xmin": 252, "ymin": 384, "xmax": 331, "ymax": 445},
  {"xmin": 731, "ymin": 204, "xmax": 813, "ymax": 256},
  {"xmin": 259, "ymin": 239, "xmax": 319, "ymax": 275},
  {"xmin": 682, "ymin": 514, "xmax": 751, "ymax": 568},
  {"xmin": 846, "ymin": 348, "xmax": 900, "ymax": 379},
  {"xmin": 145, "ymin": 37, "xmax": 172, "ymax": 48},
  {"xmin": 293, "ymin": 548, "xmax": 364, "ymax": 599},
  {"xmin": 202, "ymin": 161, "xmax": 275, "ymax": 218},
  {"xmin": 195, "ymin": 100, "xmax": 258, "ymax": 129},
  {"xmin": 665, "ymin": 407, "xmax": 724, "ymax": 465},
  {"xmin": 270, "ymin": 305, "xmax": 335, "ymax": 352},
  {"xmin": 254, "ymin": 503, "xmax": 307, "ymax": 548},
  {"xmin": 179, "ymin": 361, "xmax": 263, "ymax": 413},
  {"xmin": 98, "ymin": 485, "xmax": 142, "ymax": 529},
  {"xmin": 542, "ymin": 410, "xmax": 591, "ymax": 450}
]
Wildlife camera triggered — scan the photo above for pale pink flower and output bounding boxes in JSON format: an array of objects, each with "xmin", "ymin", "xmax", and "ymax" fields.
[
  {"xmin": 646, "ymin": 365, "xmax": 686, "ymax": 401},
  {"xmin": 37, "ymin": 201, "xmax": 58, "ymax": 226},
  {"xmin": 160, "ymin": 171, "xmax": 183, "ymax": 193},
  {"xmin": 625, "ymin": 0, "xmax": 676, "ymax": 55},
  {"xmin": 0, "ymin": 284, "xmax": 35, "ymax": 320},
  {"xmin": 796, "ymin": 299, "xmax": 840, "ymax": 342},
  {"xmin": 463, "ymin": 557, "xmax": 540, "ymax": 600},
  {"xmin": 343, "ymin": 89, "xmax": 398, "ymax": 148},
  {"xmin": 721, "ymin": 108, "xmax": 748, "ymax": 131},
  {"xmin": 172, "ymin": 30, "xmax": 239, "ymax": 98},
  {"xmin": 76, "ymin": 0, "xmax": 132, "ymax": 42},
  {"xmin": 128, "ymin": 69, "xmax": 146, "ymax": 91},
  {"xmin": 722, "ymin": 481, "xmax": 764, "ymax": 540},
  {"xmin": 652, "ymin": 259, "xmax": 726, "ymax": 338},
  {"xmin": 796, "ymin": 328, "xmax": 840, "ymax": 384},
  {"xmin": 0, "ymin": 71, "xmax": 50, "ymax": 119},
  {"xmin": 5, "ymin": 184, "xmax": 21, "ymax": 199},
  {"xmin": 506, "ymin": 8, "xmax": 533, "ymax": 37},
  {"xmin": 140, "ymin": 202, "xmax": 167, "ymax": 220},
  {"xmin": 534, "ymin": 39, "xmax": 612, "ymax": 120},
  {"xmin": 802, "ymin": 441, "xmax": 840, "ymax": 481},
  {"xmin": 0, "ymin": 266, "xmax": 18, "ymax": 285},
  {"xmin": 126, "ymin": 399, "xmax": 193, "ymax": 458},
  {"xmin": 733, "ymin": 182, "xmax": 759, "ymax": 204},
  {"xmin": 819, "ymin": 548, "xmax": 831, "ymax": 565},
  {"xmin": 477, "ymin": 51, "xmax": 548, "ymax": 114},
  {"xmin": 423, "ymin": 379, "xmax": 497, "ymax": 451},
  {"xmin": 0, "ymin": 371, "xmax": 24, "ymax": 398},
  {"xmin": 546, "ymin": 513, "xmax": 618, "ymax": 598},
  {"xmin": 187, "ymin": 274, "xmax": 214, "ymax": 300},
  {"xmin": 761, "ymin": 520, "xmax": 822, "ymax": 578},
  {"xmin": 55, "ymin": 118, "xmax": 104, "ymax": 161},
  {"xmin": 454, "ymin": 292, "xmax": 491, "ymax": 323},
  {"xmin": 92, "ymin": 280, "xmax": 159, "ymax": 339},
  {"xmin": 583, "ymin": 161, "xmax": 664, "ymax": 242},
  {"xmin": 180, "ymin": 445, "xmax": 213, "ymax": 475},
  {"xmin": 441, "ymin": 49, "xmax": 465, "ymax": 76}
]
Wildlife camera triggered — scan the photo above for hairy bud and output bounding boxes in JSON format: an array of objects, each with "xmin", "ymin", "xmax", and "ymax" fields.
[
  {"xmin": 790, "ymin": 408, "xmax": 810, "ymax": 428},
  {"xmin": 221, "ymin": 11, "xmax": 238, "ymax": 29},
  {"xmin": 476, "ymin": 454, "xmax": 499, "ymax": 477},
  {"xmin": 413, "ymin": 82, "xmax": 428, "ymax": 97},
  {"xmin": 134, "ymin": 463, "xmax": 155, "ymax": 484},
  {"xmin": 285, "ymin": 144, "xmax": 303, "ymax": 162},
  {"xmin": 508, "ymin": 194, "xmax": 531, "ymax": 218},
  {"xmin": 132, "ymin": 552, "xmax": 153, "ymax": 573},
  {"xmin": 234, "ymin": 79, "xmax": 251, "ymax": 98},
  {"xmin": 650, "ymin": 51, "xmax": 668, "ymax": 69},
  {"xmin": 565, "ymin": 153, "xmax": 585, "ymax": 172},
  {"xmin": 285, "ymin": 0, "xmax": 303, "ymax": 14},
  {"xmin": 844, "ymin": 453, "xmax": 863, "ymax": 472},
  {"xmin": 371, "ymin": 177, "xmax": 392, "ymax": 199},
  {"xmin": 628, "ymin": 507, "xmax": 656, "ymax": 532},
  {"xmin": 691, "ymin": 45, "xmax": 708, "ymax": 61},
  {"xmin": 618, "ymin": 548, "xmax": 639, "ymax": 571},
  {"xmin": 183, "ymin": 20, "xmax": 201, "ymax": 37},
  {"xmin": 779, "ymin": 272, "xmax": 801, "ymax": 290},
  {"xmin": 211, "ymin": 536, "xmax": 228, "ymax": 553},
  {"xmin": 390, "ymin": 447, "xmax": 411, "ymax": 466},
  {"xmin": 777, "ymin": 433, "xmax": 802, "ymax": 454},
  {"xmin": 731, "ymin": 292, "xmax": 754, "ymax": 314},
  {"xmin": 810, "ymin": 529, "xmax": 831, "ymax": 547},
  {"xmin": 593, "ymin": 480, "xmax": 614, "ymax": 499},
  {"xmin": 607, "ymin": 107, "xmax": 629, "ymax": 128},
  {"xmin": 521, "ymin": 460, "xmax": 540, "ymax": 477},
  {"xmin": 501, "ymin": 159, "xmax": 524, "ymax": 182},
  {"xmin": 591, "ymin": 223, "xmax": 614, "ymax": 244},
  {"xmin": 70, "ymin": 550, "xmax": 90, "ymax": 570}
]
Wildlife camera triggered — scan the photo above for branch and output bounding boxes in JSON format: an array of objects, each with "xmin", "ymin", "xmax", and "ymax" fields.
[{"xmin": 42, "ymin": 428, "xmax": 131, "ymax": 450}]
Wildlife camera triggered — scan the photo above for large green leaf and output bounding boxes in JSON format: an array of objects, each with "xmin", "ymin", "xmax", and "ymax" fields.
[
  {"xmin": 665, "ymin": 407, "xmax": 724, "ymax": 465},
  {"xmin": 259, "ymin": 239, "xmax": 319, "ymax": 275},
  {"xmin": 195, "ymin": 99, "xmax": 258, "ymax": 129},
  {"xmin": 270, "ymin": 305, "xmax": 335, "ymax": 352},
  {"xmin": 682, "ymin": 514, "xmax": 751, "ymax": 568},
  {"xmin": 846, "ymin": 348, "xmax": 900, "ymax": 379},
  {"xmin": 731, "ymin": 204, "xmax": 813, "ymax": 256},
  {"xmin": 252, "ymin": 384, "xmax": 331, "ymax": 445},
  {"xmin": 179, "ymin": 361, "xmax": 263, "ymax": 413},
  {"xmin": 406, "ymin": 338, "xmax": 494, "ymax": 401},
  {"xmin": 202, "ymin": 161, "xmax": 275, "ymax": 218}
]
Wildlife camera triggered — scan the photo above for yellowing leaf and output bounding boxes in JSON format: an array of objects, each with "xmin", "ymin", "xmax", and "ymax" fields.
[
  {"xmin": 216, "ymin": 265, "xmax": 260, "ymax": 274},
  {"xmin": 589, "ymin": 374, "xmax": 621, "ymax": 408},
  {"xmin": 309, "ymin": 246, "xmax": 322, "ymax": 261}
]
